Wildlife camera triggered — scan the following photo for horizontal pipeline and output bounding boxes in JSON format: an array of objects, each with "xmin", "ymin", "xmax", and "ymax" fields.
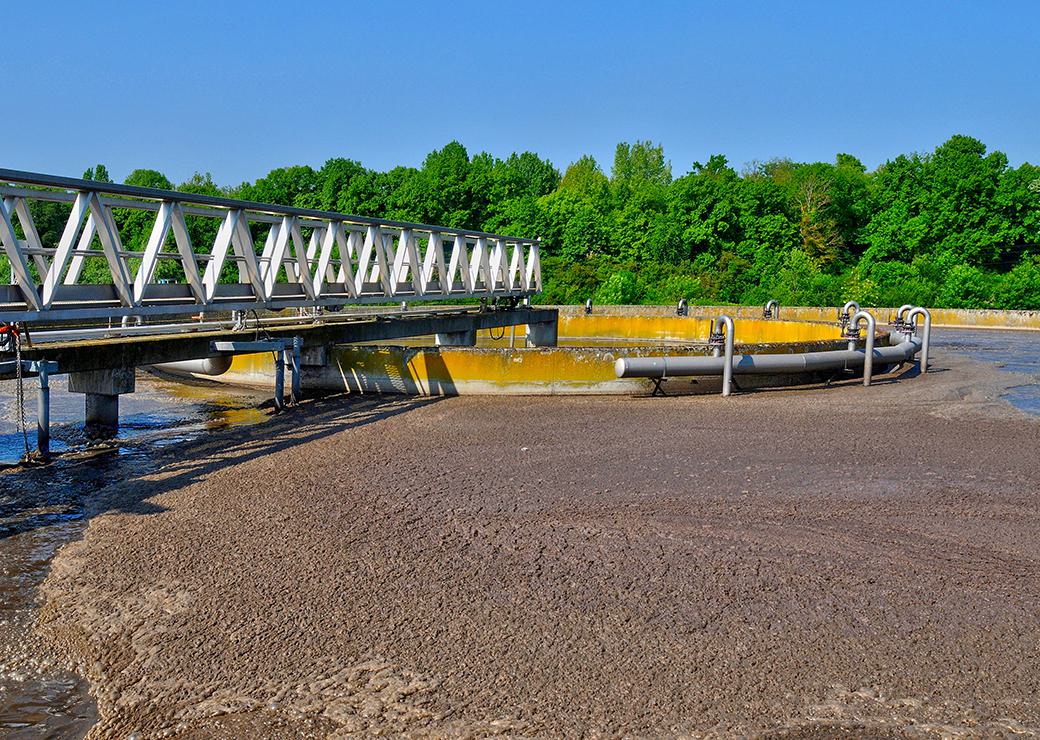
[
  {"xmin": 615, "ymin": 336, "xmax": 921, "ymax": 379},
  {"xmin": 151, "ymin": 356, "xmax": 234, "ymax": 376}
]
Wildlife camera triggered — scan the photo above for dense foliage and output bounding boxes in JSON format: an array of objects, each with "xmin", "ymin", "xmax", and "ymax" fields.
[{"xmin": 11, "ymin": 135, "xmax": 1040, "ymax": 309}]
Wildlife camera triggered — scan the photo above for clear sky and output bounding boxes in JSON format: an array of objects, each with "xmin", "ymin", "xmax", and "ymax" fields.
[{"xmin": 5, "ymin": 0, "xmax": 1038, "ymax": 185}]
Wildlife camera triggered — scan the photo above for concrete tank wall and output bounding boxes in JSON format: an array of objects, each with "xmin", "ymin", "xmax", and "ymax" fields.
[
  {"xmin": 207, "ymin": 336, "xmax": 856, "ymax": 397},
  {"xmin": 557, "ymin": 304, "xmax": 1040, "ymax": 330}
]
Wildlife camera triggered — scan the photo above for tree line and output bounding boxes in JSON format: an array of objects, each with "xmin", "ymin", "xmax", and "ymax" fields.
[{"xmin": 13, "ymin": 134, "xmax": 1040, "ymax": 309}]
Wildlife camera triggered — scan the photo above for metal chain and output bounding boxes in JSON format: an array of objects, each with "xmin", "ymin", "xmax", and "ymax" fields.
[{"xmin": 13, "ymin": 328, "xmax": 30, "ymax": 458}]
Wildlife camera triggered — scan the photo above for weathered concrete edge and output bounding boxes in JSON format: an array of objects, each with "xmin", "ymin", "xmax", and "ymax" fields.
[{"xmin": 555, "ymin": 304, "xmax": 1040, "ymax": 330}]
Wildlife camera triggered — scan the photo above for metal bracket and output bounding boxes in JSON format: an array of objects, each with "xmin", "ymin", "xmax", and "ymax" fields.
[
  {"xmin": 211, "ymin": 339, "xmax": 300, "ymax": 410},
  {"xmin": 0, "ymin": 359, "xmax": 58, "ymax": 378}
]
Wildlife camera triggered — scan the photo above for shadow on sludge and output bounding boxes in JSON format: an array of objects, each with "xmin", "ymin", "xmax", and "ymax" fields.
[{"xmin": 0, "ymin": 391, "xmax": 440, "ymax": 738}]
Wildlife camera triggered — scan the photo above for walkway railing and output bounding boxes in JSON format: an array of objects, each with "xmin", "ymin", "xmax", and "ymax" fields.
[{"xmin": 0, "ymin": 169, "xmax": 541, "ymax": 323}]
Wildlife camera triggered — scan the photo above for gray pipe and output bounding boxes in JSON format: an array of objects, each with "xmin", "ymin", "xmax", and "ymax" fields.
[
  {"xmin": 895, "ymin": 304, "xmax": 914, "ymax": 322},
  {"xmin": 840, "ymin": 300, "xmax": 860, "ymax": 318},
  {"xmin": 616, "ymin": 335, "xmax": 920, "ymax": 380},
  {"xmin": 717, "ymin": 315, "xmax": 734, "ymax": 396},
  {"xmin": 763, "ymin": 299, "xmax": 779, "ymax": 319},
  {"xmin": 850, "ymin": 310, "xmax": 876, "ymax": 386},
  {"xmin": 152, "ymin": 356, "xmax": 234, "ymax": 376},
  {"xmin": 906, "ymin": 306, "xmax": 932, "ymax": 372}
]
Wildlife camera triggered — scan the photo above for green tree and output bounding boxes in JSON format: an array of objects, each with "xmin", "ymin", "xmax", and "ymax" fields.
[
  {"xmin": 27, "ymin": 134, "xmax": 1038, "ymax": 312},
  {"xmin": 593, "ymin": 269, "xmax": 641, "ymax": 304},
  {"xmin": 82, "ymin": 164, "xmax": 111, "ymax": 182},
  {"xmin": 611, "ymin": 141, "xmax": 671, "ymax": 189}
]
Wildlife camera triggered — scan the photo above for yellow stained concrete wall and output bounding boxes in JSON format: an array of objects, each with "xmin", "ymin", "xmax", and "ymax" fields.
[
  {"xmin": 223, "ymin": 345, "xmax": 660, "ymax": 395},
  {"xmin": 556, "ymin": 304, "xmax": 1040, "ymax": 330},
  {"xmin": 221, "ymin": 335, "xmax": 854, "ymax": 397},
  {"xmin": 467, "ymin": 314, "xmax": 842, "ymax": 347},
  {"xmin": 556, "ymin": 314, "xmax": 841, "ymax": 343}
]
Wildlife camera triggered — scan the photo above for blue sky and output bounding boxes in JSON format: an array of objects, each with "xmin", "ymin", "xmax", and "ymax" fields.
[{"xmin": 5, "ymin": 1, "xmax": 1038, "ymax": 185}]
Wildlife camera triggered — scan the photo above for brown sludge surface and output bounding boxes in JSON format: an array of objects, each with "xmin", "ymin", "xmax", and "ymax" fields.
[{"xmin": 38, "ymin": 356, "xmax": 1040, "ymax": 738}]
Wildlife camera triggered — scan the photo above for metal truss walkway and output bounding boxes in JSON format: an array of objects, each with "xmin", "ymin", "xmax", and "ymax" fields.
[{"xmin": 0, "ymin": 169, "xmax": 542, "ymax": 324}]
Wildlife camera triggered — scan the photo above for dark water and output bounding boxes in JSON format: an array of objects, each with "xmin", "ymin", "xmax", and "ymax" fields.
[
  {"xmin": 0, "ymin": 328, "xmax": 1037, "ymax": 736},
  {"xmin": 0, "ymin": 373, "xmax": 269, "ymax": 738},
  {"xmin": 932, "ymin": 328, "xmax": 1040, "ymax": 415}
]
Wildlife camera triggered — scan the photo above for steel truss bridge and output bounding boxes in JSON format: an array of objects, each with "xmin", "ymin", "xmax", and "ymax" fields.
[
  {"xmin": 0, "ymin": 169, "xmax": 542, "ymax": 324},
  {"xmin": 0, "ymin": 170, "xmax": 553, "ymax": 449}
]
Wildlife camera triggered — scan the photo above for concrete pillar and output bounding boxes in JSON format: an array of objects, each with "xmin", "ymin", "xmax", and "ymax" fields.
[
  {"xmin": 68, "ymin": 368, "xmax": 136, "ymax": 432},
  {"xmin": 525, "ymin": 320, "xmax": 558, "ymax": 347},
  {"xmin": 435, "ymin": 329, "xmax": 477, "ymax": 347},
  {"xmin": 84, "ymin": 393, "xmax": 120, "ymax": 430}
]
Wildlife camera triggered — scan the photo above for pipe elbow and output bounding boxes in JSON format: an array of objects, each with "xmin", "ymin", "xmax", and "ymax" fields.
[
  {"xmin": 906, "ymin": 306, "xmax": 931, "ymax": 324},
  {"xmin": 850, "ymin": 310, "xmax": 875, "ymax": 331}
]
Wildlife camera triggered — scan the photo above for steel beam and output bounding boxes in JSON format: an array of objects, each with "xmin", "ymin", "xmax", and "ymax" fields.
[{"xmin": 14, "ymin": 307, "xmax": 558, "ymax": 375}]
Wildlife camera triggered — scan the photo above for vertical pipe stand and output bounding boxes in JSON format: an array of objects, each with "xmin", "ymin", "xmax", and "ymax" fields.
[
  {"xmin": 274, "ymin": 348, "xmax": 286, "ymax": 411},
  {"xmin": 37, "ymin": 363, "xmax": 51, "ymax": 458},
  {"xmin": 850, "ymin": 310, "xmax": 876, "ymax": 386},
  {"xmin": 291, "ymin": 336, "xmax": 302, "ymax": 402}
]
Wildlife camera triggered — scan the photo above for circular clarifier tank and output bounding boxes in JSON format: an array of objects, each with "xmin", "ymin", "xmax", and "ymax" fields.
[{"xmin": 198, "ymin": 306, "xmax": 864, "ymax": 396}]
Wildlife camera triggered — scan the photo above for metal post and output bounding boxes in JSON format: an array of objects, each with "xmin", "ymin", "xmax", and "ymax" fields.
[
  {"xmin": 274, "ymin": 349, "xmax": 285, "ymax": 410},
  {"xmin": 291, "ymin": 336, "xmax": 302, "ymax": 401},
  {"xmin": 37, "ymin": 363, "xmax": 50, "ymax": 458},
  {"xmin": 850, "ymin": 310, "xmax": 876, "ymax": 386}
]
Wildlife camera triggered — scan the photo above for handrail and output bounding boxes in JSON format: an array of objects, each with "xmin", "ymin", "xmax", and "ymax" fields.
[
  {"xmin": 0, "ymin": 168, "xmax": 541, "ymax": 324},
  {"xmin": 0, "ymin": 168, "xmax": 536, "ymax": 242}
]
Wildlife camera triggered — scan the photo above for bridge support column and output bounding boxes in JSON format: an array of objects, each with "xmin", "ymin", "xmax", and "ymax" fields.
[
  {"xmin": 68, "ymin": 368, "xmax": 136, "ymax": 433},
  {"xmin": 525, "ymin": 319, "xmax": 558, "ymax": 347},
  {"xmin": 435, "ymin": 329, "xmax": 477, "ymax": 347}
]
